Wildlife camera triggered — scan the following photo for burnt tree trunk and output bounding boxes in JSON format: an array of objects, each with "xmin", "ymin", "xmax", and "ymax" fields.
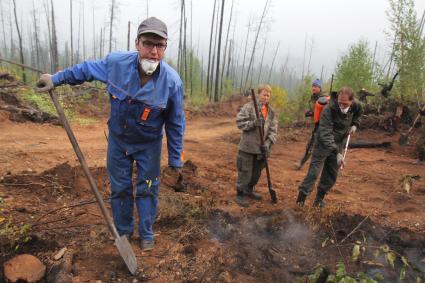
[
  {"xmin": 206, "ymin": 0, "xmax": 217, "ymax": 98},
  {"xmin": 12, "ymin": 0, "xmax": 25, "ymax": 82},
  {"xmin": 50, "ymin": 0, "xmax": 59, "ymax": 71},
  {"xmin": 213, "ymin": 0, "xmax": 225, "ymax": 102}
]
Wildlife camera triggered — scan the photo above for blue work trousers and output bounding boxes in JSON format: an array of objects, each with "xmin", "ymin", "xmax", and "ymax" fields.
[{"xmin": 107, "ymin": 133, "xmax": 161, "ymax": 241}]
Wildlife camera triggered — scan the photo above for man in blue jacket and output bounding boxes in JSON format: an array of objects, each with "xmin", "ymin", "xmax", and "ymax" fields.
[{"xmin": 36, "ymin": 17, "xmax": 185, "ymax": 252}]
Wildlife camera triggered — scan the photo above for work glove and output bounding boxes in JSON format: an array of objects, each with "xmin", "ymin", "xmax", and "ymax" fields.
[
  {"xmin": 349, "ymin": 125, "xmax": 357, "ymax": 134},
  {"xmin": 253, "ymin": 117, "xmax": 265, "ymax": 128},
  {"xmin": 305, "ymin": 110, "xmax": 314, "ymax": 117},
  {"xmin": 260, "ymin": 140, "xmax": 271, "ymax": 156},
  {"xmin": 36, "ymin": 74, "xmax": 54, "ymax": 92},
  {"xmin": 337, "ymin": 153, "xmax": 344, "ymax": 167}
]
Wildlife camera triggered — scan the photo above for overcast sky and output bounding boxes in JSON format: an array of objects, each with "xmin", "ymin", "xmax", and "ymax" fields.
[{"xmin": 3, "ymin": 0, "xmax": 425, "ymax": 80}]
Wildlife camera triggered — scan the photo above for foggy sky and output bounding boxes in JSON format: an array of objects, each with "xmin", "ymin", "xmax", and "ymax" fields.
[{"xmin": 2, "ymin": 0, "xmax": 425, "ymax": 81}]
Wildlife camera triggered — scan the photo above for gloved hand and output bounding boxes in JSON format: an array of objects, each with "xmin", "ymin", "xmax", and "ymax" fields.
[
  {"xmin": 337, "ymin": 153, "xmax": 344, "ymax": 167},
  {"xmin": 253, "ymin": 117, "xmax": 265, "ymax": 128},
  {"xmin": 260, "ymin": 140, "xmax": 271, "ymax": 155},
  {"xmin": 36, "ymin": 74, "xmax": 54, "ymax": 92},
  {"xmin": 349, "ymin": 125, "xmax": 357, "ymax": 134},
  {"xmin": 305, "ymin": 110, "xmax": 314, "ymax": 117},
  {"xmin": 419, "ymin": 109, "xmax": 425, "ymax": 116}
]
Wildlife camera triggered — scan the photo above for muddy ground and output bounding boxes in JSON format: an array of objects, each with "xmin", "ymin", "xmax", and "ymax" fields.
[{"xmin": 1, "ymin": 87, "xmax": 425, "ymax": 282}]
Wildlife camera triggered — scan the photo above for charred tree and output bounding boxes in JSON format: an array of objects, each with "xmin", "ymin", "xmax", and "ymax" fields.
[
  {"xmin": 267, "ymin": 40, "xmax": 280, "ymax": 82},
  {"xmin": 50, "ymin": 0, "xmax": 59, "ymax": 71},
  {"xmin": 8, "ymin": 0, "xmax": 15, "ymax": 59},
  {"xmin": 12, "ymin": 0, "xmax": 25, "ymax": 82},
  {"xmin": 257, "ymin": 37, "xmax": 267, "ymax": 84},
  {"xmin": 43, "ymin": 0, "xmax": 52, "ymax": 71},
  {"xmin": 220, "ymin": 0, "xmax": 234, "ymax": 97},
  {"xmin": 127, "ymin": 21, "xmax": 130, "ymax": 51},
  {"xmin": 239, "ymin": 19, "xmax": 251, "ymax": 91},
  {"xmin": 243, "ymin": 0, "xmax": 270, "ymax": 90},
  {"xmin": 31, "ymin": 1, "xmax": 41, "ymax": 69},
  {"xmin": 206, "ymin": 0, "xmax": 217, "ymax": 97},
  {"xmin": 0, "ymin": 0, "xmax": 7, "ymax": 58},
  {"xmin": 213, "ymin": 0, "xmax": 225, "ymax": 101},
  {"xmin": 70, "ymin": 0, "xmax": 73, "ymax": 64},
  {"xmin": 109, "ymin": 0, "xmax": 116, "ymax": 53}
]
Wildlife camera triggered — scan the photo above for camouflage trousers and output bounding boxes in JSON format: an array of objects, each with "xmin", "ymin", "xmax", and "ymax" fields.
[{"xmin": 236, "ymin": 150, "xmax": 265, "ymax": 194}]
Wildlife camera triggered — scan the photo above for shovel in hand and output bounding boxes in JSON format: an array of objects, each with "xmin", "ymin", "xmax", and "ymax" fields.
[
  {"xmin": 340, "ymin": 134, "xmax": 351, "ymax": 170},
  {"xmin": 250, "ymin": 89, "xmax": 277, "ymax": 203},
  {"xmin": 48, "ymin": 90, "xmax": 137, "ymax": 275}
]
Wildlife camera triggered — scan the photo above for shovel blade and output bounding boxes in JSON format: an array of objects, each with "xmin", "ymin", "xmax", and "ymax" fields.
[
  {"xmin": 399, "ymin": 134, "xmax": 408, "ymax": 146},
  {"xmin": 114, "ymin": 236, "xmax": 138, "ymax": 275},
  {"xmin": 269, "ymin": 187, "xmax": 277, "ymax": 204}
]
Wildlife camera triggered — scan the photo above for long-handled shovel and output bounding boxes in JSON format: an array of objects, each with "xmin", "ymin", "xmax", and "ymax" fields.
[
  {"xmin": 399, "ymin": 105, "xmax": 425, "ymax": 146},
  {"xmin": 48, "ymin": 90, "xmax": 137, "ymax": 275},
  {"xmin": 250, "ymin": 89, "xmax": 277, "ymax": 203},
  {"xmin": 340, "ymin": 134, "xmax": 351, "ymax": 170}
]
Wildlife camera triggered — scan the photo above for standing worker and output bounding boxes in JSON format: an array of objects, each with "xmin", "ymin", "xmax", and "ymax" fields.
[
  {"xmin": 296, "ymin": 87, "xmax": 362, "ymax": 207},
  {"xmin": 415, "ymin": 108, "xmax": 425, "ymax": 164},
  {"xmin": 235, "ymin": 84, "xmax": 278, "ymax": 207},
  {"xmin": 36, "ymin": 17, "xmax": 185, "ymax": 251},
  {"xmin": 305, "ymin": 79, "xmax": 326, "ymax": 118},
  {"xmin": 294, "ymin": 79, "xmax": 329, "ymax": 170}
]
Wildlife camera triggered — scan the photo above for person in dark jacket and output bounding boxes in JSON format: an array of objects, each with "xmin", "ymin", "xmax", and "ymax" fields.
[
  {"xmin": 235, "ymin": 84, "xmax": 278, "ymax": 207},
  {"xmin": 296, "ymin": 86, "xmax": 362, "ymax": 207},
  {"xmin": 36, "ymin": 17, "xmax": 185, "ymax": 251}
]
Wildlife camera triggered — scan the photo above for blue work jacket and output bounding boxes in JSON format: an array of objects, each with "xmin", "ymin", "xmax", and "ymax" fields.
[{"xmin": 51, "ymin": 51, "xmax": 185, "ymax": 167}]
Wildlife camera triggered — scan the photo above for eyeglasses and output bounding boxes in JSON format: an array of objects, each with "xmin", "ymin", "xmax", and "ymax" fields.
[{"xmin": 141, "ymin": 40, "xmax": 167, "ymax": 51}]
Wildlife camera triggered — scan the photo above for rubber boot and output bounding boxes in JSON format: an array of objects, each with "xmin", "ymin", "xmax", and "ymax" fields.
[
  {"xmin": 296, "ymin": 191, "xmax": 307, "ymax": 206},
  {"xmin": 313, "ymin": 191, "xmax": 326, "ymax": 208},
  {"xmin": 235, "ymin": 191, "xmax": 249, "ymax": 207},
  {"xmin": 245, "ymin": 191, "xmax": 263, "ymax": 201}
]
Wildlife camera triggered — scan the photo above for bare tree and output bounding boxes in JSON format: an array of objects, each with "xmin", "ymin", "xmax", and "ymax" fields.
[
  {"xmin": 42, "ymin": 0, "xmax": 52, "ymax": 71},
  {"xmin": 31, "ymin": 0, "xmax": 41, "ymax": 69},
  {"xmin": 70, "ymin": 0, "xmax": 74, "ymax": 64},
  {"xmin": 267, "ymin": 40, "xmax": 280, "ymax": 82},
  {"xmin": 209, "ymin": 0, "xmax": 221, "ymax": 99},
  {"xmin": 306, "ymin": 38, "xmax": 314, "ymax": 75},
  {"xmin": 301, "ymin": 33, "xmax": 307, "ymax": 81},
  {"xmin": 12, "ymin": 0, "xmax": 25, "ymax": 81},
  {"xmin": 109, "ymin": 0, "xmax": 117, "ymax": 53},
  {"xmin": 243, "ymin": 0, "xmax": 271, "ymax": 90},
  {"xmin": 82, "ymin": 2, "xmax": 86, "ymax": 60},
  {"xmin": 257, "ymin": 37, "xmax": 267, "ymax": 84},
  {"xmin": 213, "ymin": 0, "xmax": 225, "ymax": 101},
  {"xmin": 220, "ymin": 0, "xmax": 234, "ymax": 96},
  {"xmin": 8, "ymin": 0, "xmax": 15, "ymax": 59},
  {"xmin": 76, "ymin": 2, "xmax": 82, "ymax": 62},
  {"xmin": 127, "ymin": 21, "xmax": 131, "ymax": 51},
  {"xmin": 239, "ymin": 19, "xmax": 252, "ymax": 91},
  {"xmin": 50, "ymin": 0, "xmax": 59, "ymax": 71},
  {"xmin": 92, "ymin": 2, "xmax": 96, "ymax": 59},
  {"xmin": 0, "ymin": 0, "xmax": 8, "ymax": 58},
  {"xmin": 206, "ymin": 0, "xmax": 217, "ymax": 97}
]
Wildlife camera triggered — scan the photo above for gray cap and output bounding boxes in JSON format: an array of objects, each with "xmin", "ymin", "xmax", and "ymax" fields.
[{"xmin": 137, "ymin": 17, "xmax": 168, "ymax": 39}]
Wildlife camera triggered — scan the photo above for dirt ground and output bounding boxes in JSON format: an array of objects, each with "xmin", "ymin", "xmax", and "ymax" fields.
[{"xmin": 1, "ymin": 96, "xmax": 425, "ymax": 282}]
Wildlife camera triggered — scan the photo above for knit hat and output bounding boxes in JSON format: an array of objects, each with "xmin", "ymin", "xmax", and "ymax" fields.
[{"xmin": 312, "ymin": 79, "xmax": 322, "ymax": 88}]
